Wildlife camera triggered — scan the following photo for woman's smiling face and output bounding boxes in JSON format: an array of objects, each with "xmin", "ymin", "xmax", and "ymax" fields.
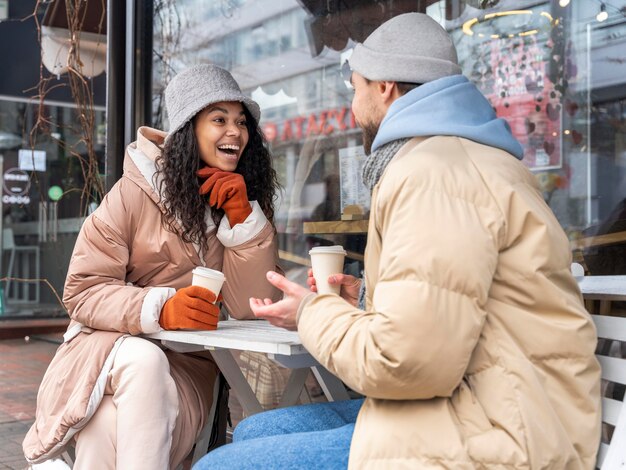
[{"xmin": 193, "ymin": 101, "xmax": 249, "ymax": 171}]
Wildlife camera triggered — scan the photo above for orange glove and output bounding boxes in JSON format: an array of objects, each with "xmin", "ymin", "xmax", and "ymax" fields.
[
  {"xmin": 197, "ymin": 167, "xmax": 252, "ymax": 226},
  {"xmin": 158, "ymin": 286, "xmax": 220, "ymax": 331}
]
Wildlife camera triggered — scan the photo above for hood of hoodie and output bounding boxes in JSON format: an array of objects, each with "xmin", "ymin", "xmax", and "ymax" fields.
[{"xmin": 371, "ymin": 75, "xmax": 524, "ymax": 160}]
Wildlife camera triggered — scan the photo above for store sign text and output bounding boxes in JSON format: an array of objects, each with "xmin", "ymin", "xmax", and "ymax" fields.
[{"xmin": 262, "ymin": 107, "xmax": 357, "ymax": 143}]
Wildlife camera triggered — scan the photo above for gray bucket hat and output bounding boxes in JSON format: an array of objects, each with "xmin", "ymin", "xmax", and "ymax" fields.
[
  {"xmin": 349, "ymin": 13, "xmax": 462, "ymax": 84},
  {"xmin": 164, "ymin": 64, "xmax": 261, "ymax": 140}
]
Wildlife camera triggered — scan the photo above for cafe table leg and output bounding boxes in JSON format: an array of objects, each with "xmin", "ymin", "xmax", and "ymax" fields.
[
  {"xmin": 277, "ymin": 368, "xmax": 310, "ymax": 407},
  {"xmin": 311, "ymin": 366, "xmax": 351, "ymax": 402},
  {"xmin": 208, "ymin": 348, "xmax": 264, "ymax": 416}
]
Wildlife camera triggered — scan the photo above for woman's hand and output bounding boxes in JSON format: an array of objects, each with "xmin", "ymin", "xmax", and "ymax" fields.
[
  {"xmin": 306, "ymin": 269, "xmax": 361, "ymax": 307},
  {"xmin": 159, "ymin": 286, "xmax": 220, "ymax": 330},
  {"xmin": 197, "ymin": 167, "xmax": 252, "ymax": 226}
]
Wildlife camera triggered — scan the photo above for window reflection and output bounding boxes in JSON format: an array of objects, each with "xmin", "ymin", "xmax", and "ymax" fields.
[{"xmin": 152, "ymin": 0, "xmax": 626, "ymax": 276}]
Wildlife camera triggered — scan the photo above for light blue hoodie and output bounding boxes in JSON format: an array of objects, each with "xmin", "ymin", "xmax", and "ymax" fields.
[{"xmin": 371, "ymin": 75, "xmax": 524, "ymax": 160}]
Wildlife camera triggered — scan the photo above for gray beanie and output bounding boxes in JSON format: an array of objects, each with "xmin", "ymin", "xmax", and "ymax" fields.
[
  {"xmin": 349, "ymin": 13, "xmax": 462, "ymax": 84},
  {"xmin": 164, "ymin": 64, "xmax": 261, "ymax": 140}
]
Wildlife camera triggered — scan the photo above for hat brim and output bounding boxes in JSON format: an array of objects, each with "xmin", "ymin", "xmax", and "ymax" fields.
[
  {"xmin": 166, "ymin": 93, "xmax": 261, "ymax": 142},
  {"xmin": 350, "ymin": 43, "xmax": 462, "ymax": 84}
]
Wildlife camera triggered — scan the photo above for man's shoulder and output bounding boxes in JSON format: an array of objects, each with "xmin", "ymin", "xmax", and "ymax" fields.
[
  {"xmin": 375, "ymin": 135, "xmax": 532, "ymax": 217},
  {"xmin": 379, "ymin": 136, "xmax": 474, "ymax": 188},
  {"xmin": 383, "ymin": 135, "xmax": 529, "ymax": 187}
]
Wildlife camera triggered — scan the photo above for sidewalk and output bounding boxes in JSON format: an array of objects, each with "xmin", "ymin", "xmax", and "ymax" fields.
[{"xmin": 0, "ymin": 334, "xmax": 62, "ymax": 470}]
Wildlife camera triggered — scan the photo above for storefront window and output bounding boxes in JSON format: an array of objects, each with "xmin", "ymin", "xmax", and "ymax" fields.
[
  {"xmin": 0, "ymin": 97, "xmax": 106, "ymax": 312},
  {"xmin": 152, "ymin": 0, "xmax": 626, "ymax": 278},
  {"xmin": 0, "ymin": 0, "xmax": 106, "ymax": 315},
  {"xmin": 451, "ymin": 1, "xmax": 626, "ymax": 275}
]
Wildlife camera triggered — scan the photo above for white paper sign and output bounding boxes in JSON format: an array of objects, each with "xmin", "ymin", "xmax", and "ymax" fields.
[
  {"xmin": 338, "ymin": 145, "xmax": 370, "ymax": 213},
  {"xmin": 0, "ymin": 1, "xmax": 8, "ymax": 21},
  {"xmin": 18, "ymin": 149, "xmax": 46, "ymax": 172}
]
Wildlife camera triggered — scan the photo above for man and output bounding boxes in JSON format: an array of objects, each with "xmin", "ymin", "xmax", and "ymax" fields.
[{"xmin": 195, "ymin": 12, "xmax": 601, "ymax": 470}]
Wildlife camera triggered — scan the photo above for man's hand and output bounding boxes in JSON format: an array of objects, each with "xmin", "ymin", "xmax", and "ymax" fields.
[
  {"xmin": 249, "ymin": 271, "xmax": 311, "ymax": 330},
  {"xmin": 306, "ymin": 269, "xmax": 361, "ymax": 307}
]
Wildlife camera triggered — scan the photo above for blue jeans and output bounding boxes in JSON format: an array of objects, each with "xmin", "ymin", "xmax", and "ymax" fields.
[{"xmin": 192, "ymin": 399, "xmax": 364, "ymax": 470}]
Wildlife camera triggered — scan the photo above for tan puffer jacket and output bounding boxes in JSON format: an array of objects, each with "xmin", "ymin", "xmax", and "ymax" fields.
[
  {"xmin": 23, "ymin": 127, "xmax": 281, "ymax": 463},
  {"xmin": 298, "ymin": 136, "xmax": 601, "ymax": 469}
]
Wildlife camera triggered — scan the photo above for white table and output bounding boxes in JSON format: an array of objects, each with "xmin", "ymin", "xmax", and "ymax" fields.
[
  {"xmin": 145, "ymin": 320, "xmax": 350, "ymax": 416},
  {"xmin": 578, "ymin": 275, "xmax": 626, "ymax": 301},
  {"xmin": 577, "ymin": 275, "xmax": 626, "ymax": 317}
]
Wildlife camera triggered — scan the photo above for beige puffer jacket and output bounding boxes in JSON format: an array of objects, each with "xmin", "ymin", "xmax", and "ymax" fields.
[
  {"xmin": 23, "ymin": 127, "xmax": 281, "ymax": 463},
  {"xmin": 298, "ymin": 136, "xmax": 601, "ymax": 469}
]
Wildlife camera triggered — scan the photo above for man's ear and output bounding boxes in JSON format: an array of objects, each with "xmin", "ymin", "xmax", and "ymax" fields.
[{"xmin": 377, "ymin": 81, "xmax": 401, "ymax": 105}]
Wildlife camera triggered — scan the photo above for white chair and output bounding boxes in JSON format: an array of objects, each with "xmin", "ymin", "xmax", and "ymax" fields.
[
  {"xmin": 571, "ymin": 262, "xmax": 585, "ymax": 280},
  {"xmin": 2, "ymin": 227, "xmax": 40, "ymax": 303},
  {"xmin": 592, "ymin": 314, "xmax": 626, "ymax": 470},
  {"xmin": 572, "ymin": 267, "xmax": 626, "ymax": 469}
]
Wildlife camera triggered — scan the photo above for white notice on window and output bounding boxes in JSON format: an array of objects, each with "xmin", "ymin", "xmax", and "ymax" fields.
[
  {"xmin": 0, "ymin": 0, "xmax": 7, "ymax": 21},
  {"xmin": 338, "ymin": 145, "xmax": 370, "ymax": 213},
  {"xmin": 18, "ymin": 149, "xmax": 46, "ymax": 172}
]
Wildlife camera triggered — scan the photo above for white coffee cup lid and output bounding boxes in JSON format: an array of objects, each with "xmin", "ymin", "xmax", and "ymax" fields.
[
  {"xmin": 192, "ymin": 267, "xmax": 226, "ymax": 282},
  {"xmin": 309, "ymin": 245, "xmax": 347, "ymax": 255}
]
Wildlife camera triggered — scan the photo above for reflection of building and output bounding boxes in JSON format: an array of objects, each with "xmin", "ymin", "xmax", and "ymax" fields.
[
  {"xmin": 2, "ymin": 0, "xmax": 626, "ymax": 317},
  {"xmin": 151, "ymin": 0, "xmax": 626, "ymax": 276},
  {"xmin": 450, "ymin": 1, "xmax": 626, "ymax": 242},
  {"xmin": 153, "ymin": 1, "xmax": 368, "ymax": 238},
  {"xmin": 154, "ymin": 0, "xmax": 626, "ymax": 230}
]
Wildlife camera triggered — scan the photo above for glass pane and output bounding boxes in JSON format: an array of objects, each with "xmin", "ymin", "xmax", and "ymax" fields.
[
  {"xmin": 151, "ymin": 0, "xmax": 626, "ymax": 283},
  {"xmin": 0, "ymin": 99, "xmax": 106, "ymax": 315},
  {"xmin": 153, "ymin": 0, "xmax": 381, "ymax": 286},
  {"xmin": 449, "ymin": 0, "xmax": 626, "ymax": 275},
  {"xmin": 0, "ymin": 0, "xmax": 106, "ymax": 317}
]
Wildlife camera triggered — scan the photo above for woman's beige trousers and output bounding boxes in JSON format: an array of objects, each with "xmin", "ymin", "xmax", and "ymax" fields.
[{"xmin": 73, "ymin": 336, "xmax": 217, "ymax": 469}]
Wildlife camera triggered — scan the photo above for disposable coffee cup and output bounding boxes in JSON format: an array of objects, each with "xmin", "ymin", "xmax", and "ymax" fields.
[
  {"xmin": 191, "ymin": 267, "xmax": 226, "ymax": 303},
  {"xmin": 309, "ymin": 246, "xmax": 347, "ymax": 295}
]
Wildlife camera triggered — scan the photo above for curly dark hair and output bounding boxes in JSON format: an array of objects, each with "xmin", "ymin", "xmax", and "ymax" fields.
[{"xmin": 154, "ymin": 106, "xmax": 280, "ymax": 252}]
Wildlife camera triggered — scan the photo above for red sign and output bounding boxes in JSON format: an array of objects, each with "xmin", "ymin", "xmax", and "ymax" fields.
[{"xmin": 262, "ymin": 107, "xmax": 357, "ymax": 143}]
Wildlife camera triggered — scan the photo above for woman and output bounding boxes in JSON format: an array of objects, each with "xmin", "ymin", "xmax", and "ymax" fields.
[{"xmin": 23, "ymin": 64, "xmax": 282, "ymax": 469}]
